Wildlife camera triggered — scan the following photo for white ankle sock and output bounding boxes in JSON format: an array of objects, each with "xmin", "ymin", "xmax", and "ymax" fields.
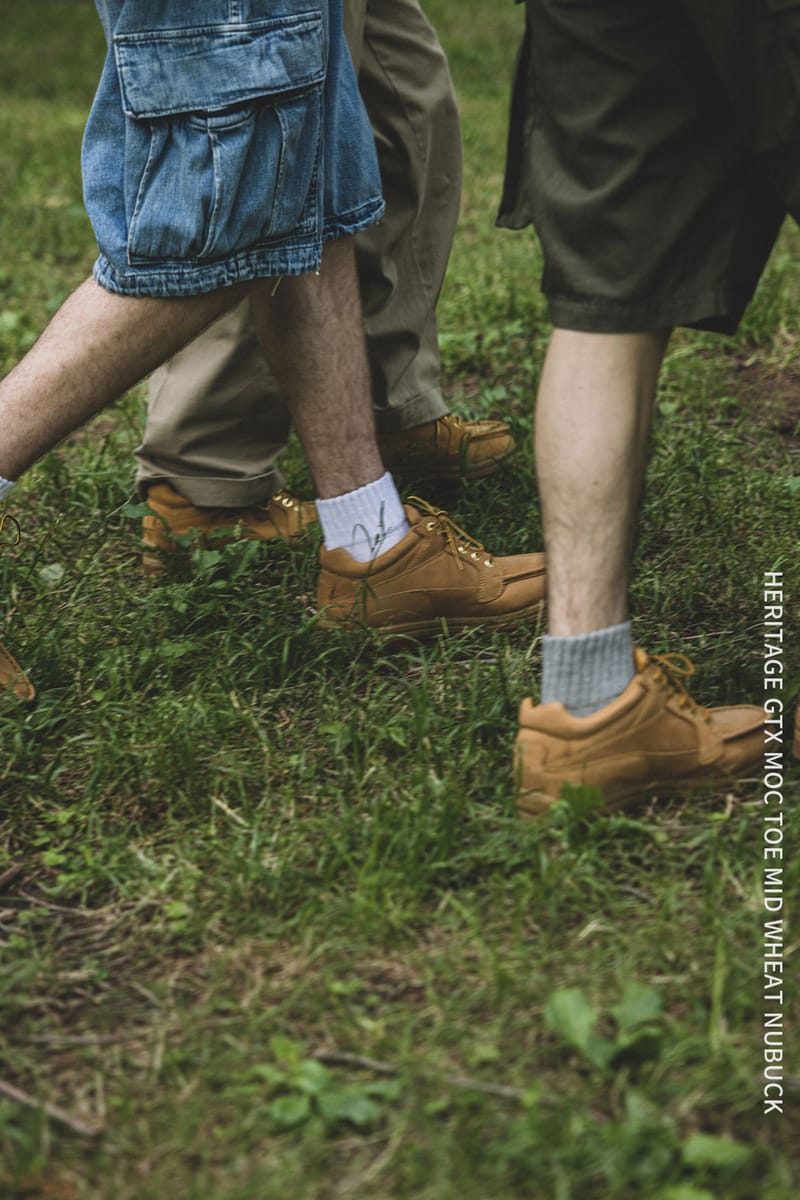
[
  {"xmin": 0, "ymin": 476, "xmax": 16, "ymax": 501},
  {"xmin": 316, "ymin": 472, "xmax": 409, "ymax": 563}
]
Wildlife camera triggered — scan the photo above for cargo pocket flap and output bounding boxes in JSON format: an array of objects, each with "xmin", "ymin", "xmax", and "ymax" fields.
[{"xmin": 114, "ymin": 14, "xmax": 325, "ymax": 119}]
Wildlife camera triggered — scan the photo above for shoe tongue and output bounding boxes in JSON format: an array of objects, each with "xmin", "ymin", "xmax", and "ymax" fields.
[{"xmin": 633, "ymin": 646, "xmax": 650, "ymax": 674}]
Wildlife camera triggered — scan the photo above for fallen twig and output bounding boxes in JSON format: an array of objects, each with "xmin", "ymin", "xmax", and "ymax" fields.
[
  {"xmin": 16, "ymin": 891, "xmax": 105, "ymax": 917},
  {"xmin": 311, "ymin": 1050, "xmax": 528, "ymax": 1102},
  {"xmin": 442, "ymin": 1074, "xmax": 527, "ymax": 1101},
  {"xmin": 312, "ymin": 1051, "xmax": 397, "ymax": 1076},
  {"xmin": 26, "ymin": 1033, "xmax": 139, "ymax": 1046},
  {"xmin": 0, "ymin": 1078, "xmax": 103, "ymax": 1138},
  {"xmin": 0, "ymin": 864, "xmax": 24, "ymax": 892}
]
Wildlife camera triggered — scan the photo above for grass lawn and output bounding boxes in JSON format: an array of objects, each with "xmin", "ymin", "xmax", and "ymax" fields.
[{"xmin": 1, "ymin": 1, "xmax": 798, "ymax": 1196}]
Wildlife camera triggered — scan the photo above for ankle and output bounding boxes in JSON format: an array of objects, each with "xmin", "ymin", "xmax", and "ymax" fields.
[
  {"xmin": 541, "ymin": 621, "xmax": 635, "ymax": 716},
  {"xmin": 316, "ymin": 472, "xmax": 409, "ymax": 563}
]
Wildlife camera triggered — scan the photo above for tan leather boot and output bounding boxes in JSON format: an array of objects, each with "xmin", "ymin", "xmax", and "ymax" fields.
[
  {"xmin": 377, "ymin": 414, "xmax": 515, "ymax": 480},
  {"xmin": 516, "ymin": 648, "xmax": 764, "ymax": 817},
  {"xmin": 0, "ymin": 642, "xmax": 35, "ymax": 701},
  {"xmin": 317, "ymin": 501, "xmax": 545, "ymax": 636},
  {"xmin": 142, "ymin": 483, "xmax": 318, "ymax": 575},
  {"xmin": 1, "ymin": 513, "xmax": 34, "ymax": 700}
]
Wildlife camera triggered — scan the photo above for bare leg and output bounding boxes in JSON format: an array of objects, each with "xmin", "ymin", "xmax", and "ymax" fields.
[
  {"xmin": 251, "ymin": 237, "xmax": 385, "ymax": 499},
  {"xmin": 517, "ymin": 326, "xmax": 765, "ymax": 815},
  {"xmin": 535, "ymin": 329, "xmax": 669, "ymax": 636},
  {"xmin": 0, "ymin": 243, "xmax": 396, "ymax": 565},
  {"xmin": 0, "ymin": 277, "xmax": 249, "ymax": 481}
]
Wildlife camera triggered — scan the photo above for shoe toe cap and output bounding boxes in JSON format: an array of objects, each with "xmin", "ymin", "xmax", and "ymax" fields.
[
  {"xmin": 708, "ymin": 704, "xmax": 766, "ymax": 772},
  {"xmin": 492, "ymin": 553, "xmax": 546, "ymax": 610}
]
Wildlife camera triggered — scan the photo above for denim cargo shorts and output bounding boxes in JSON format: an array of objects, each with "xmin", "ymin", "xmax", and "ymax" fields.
[
  {"xmin": 498, "ymin": 0, "xmax": 795, "ymax": 334},
  {"xmin": 84, "ymin": 0, "xmax": 385, "ymax": 296}
]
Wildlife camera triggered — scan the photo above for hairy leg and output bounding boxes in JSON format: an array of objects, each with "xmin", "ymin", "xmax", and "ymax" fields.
[
  {"xmin": 535, "ymin": 329, "xmax": 670, "ymax": 636},
  {"xmin": 0, "ymin": 277, "xmax": 248, "ymax": 481},
  {"xmin": 251, "ymin": 237, "xmax": 385, "ymax": 499}
]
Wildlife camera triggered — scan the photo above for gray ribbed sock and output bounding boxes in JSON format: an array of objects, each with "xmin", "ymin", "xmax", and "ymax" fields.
[
  {"xmin": 541, "ymin": 621, "xmax": 635, "ymax": 717},
  {"xmin": 0, "ymin": 476, "xmax": 16, "ymax": 501}
]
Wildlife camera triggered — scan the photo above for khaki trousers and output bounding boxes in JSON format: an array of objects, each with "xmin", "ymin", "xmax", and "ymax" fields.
[{"xmin": 135, "ymin": 0, "xmax": 462, "ymax": 506}]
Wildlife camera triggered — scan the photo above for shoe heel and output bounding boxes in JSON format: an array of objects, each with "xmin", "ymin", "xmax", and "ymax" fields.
[{"xmin": 142, "ymin": 552, "xmax": 165, "ymax": 578}]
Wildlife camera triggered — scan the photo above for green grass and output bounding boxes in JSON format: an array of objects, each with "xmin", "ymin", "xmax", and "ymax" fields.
[{"xmin": 1, "ymin": 2, "xmax": 799, "ymax": 1197}]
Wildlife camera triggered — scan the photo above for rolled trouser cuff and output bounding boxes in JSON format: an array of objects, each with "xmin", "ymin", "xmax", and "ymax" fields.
[{"xmin": 136, "ymin": 467, "xmax": 285, "ymax": 508}]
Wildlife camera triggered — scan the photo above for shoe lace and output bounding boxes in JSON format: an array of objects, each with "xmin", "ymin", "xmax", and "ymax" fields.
[
  {"xmin": 436, "ymin": 413, "xmax": 464, "ymax": 450},
  {"xmin": 270, "ymin": 488, "xmax": 302, "ymax": 511},
  {"xmin": 650, "ymin": 652, "xmax": 710, "ymax": 722},
  {"xmin": 0, "ymin": 511, "xmax": 21, "ymax": 547},
  {"xmin": 407, "ymin": 495, "xmax": 493, "ymax": 570}
]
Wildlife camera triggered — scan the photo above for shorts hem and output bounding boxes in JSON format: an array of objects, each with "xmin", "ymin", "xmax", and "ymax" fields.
[
  {"xmin": 94, "ymin": 196, "xmax": 384, "ymax": 297},
  {"xmin": 323, "ymin": 196, "xmax": 385, "ymax": 242},
  {"xmin": 546, "ymin": 288, "xmax": 748, "ymax": 336}
]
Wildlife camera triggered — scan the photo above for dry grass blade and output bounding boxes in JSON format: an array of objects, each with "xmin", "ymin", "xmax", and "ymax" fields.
[{"xmin": 0, "ymin": 1079, "xmax": 103, "ymax": 1139}]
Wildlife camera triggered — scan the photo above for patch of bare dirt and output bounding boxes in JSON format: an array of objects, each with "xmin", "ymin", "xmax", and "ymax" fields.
[{"xmin": 730, "ymin": 360, "xmax": 800, "ymax": 453}]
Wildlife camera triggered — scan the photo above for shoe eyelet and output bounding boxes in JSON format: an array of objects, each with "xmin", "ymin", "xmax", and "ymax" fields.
[{"xmin": 426, "ymin": 521, "xmax": 437, "ymax": 531}]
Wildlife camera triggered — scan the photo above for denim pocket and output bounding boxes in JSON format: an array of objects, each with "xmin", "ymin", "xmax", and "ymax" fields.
[{"xmin": 114, "ymin": 14, "xmax": 325, "ymax": 263}]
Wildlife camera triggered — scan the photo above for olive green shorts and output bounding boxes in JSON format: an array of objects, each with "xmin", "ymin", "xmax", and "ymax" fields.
[{"xmin": 498, "ymin": 0, "xmax": 795, "ymax": 334}]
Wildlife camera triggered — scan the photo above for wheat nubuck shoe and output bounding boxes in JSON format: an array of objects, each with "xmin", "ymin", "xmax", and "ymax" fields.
[
  {"xmin": 142, "ymin": 483, "xmax": 318, "ymax": 576},
  {"xmin": 1, "ymin": 513, "xmax": 34, "ymax": 700},
  {"xmin": 317, "ymin": 501, "xmax": 545, "ymax": 636},
  {"xmin": 515, "ymin": 648, "xmax": 765, "ymax": 818},
  {"xmin": 0, "ymin": 642, "xmax": 34, "ymax": 701},
  {"xmin": 377, "ymin": 414, "xmax": 515, "ymax": 481}
]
